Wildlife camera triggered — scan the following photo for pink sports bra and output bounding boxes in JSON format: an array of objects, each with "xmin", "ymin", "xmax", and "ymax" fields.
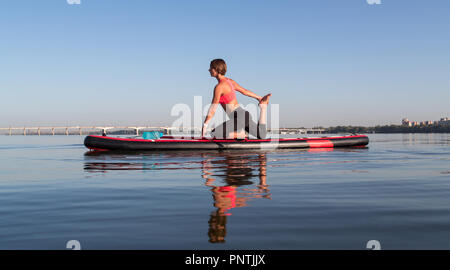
[{"xmin": 219, "ymin": 78, "xmax": 237, "ymax": 105}]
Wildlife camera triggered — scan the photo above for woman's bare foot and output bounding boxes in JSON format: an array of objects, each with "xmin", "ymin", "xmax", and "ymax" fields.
[
  {"xmin": 259, "ymin": 94, "xmax": 272, "ymax": 106},
  {"xmin": 258, "ymin": 94, "xmax": 271, "ymax": 130}
]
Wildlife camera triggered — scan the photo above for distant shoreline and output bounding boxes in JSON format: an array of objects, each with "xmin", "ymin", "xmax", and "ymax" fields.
[{"xmin": 325, "ymin": 124, "xmax": 450, "ymax": 134}]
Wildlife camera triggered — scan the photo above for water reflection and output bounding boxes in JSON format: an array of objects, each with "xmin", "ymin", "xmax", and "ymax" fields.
[
  {"xmin": 200, "ymin": 152, "xmax": 270, "ymax": 243},
  {"xmin": 84, "ymin": 150, "xmax": 272, "ymax": 243},
  {"xmin": 400, "ymin": 133, "xmax": 450, "ymax": 146},
  {"xmin": 84, "ymin": 148, "xmax": 365, "ymax": 243}
]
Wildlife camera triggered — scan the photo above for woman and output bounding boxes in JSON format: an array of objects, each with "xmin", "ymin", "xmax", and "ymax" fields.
[{"xmin": 202, "ymin": 59, "xmax": 271, "ymax": 139}]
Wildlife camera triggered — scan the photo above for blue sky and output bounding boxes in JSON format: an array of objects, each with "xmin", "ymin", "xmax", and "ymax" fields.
[{"xmin": 0, "ymin": 0, "xmax": 449, "ymax": 127}]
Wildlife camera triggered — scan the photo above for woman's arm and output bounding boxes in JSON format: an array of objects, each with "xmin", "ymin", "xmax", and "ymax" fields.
[
  {"xmin": 203, "ymin": 85, "xmax": 222, "ymax": 125},
  {"xmin": 202, "ymin": 85, "xmax": 222, "ymax": 137},
  {"xmin": 231, "ymin": 79, "xmax": 262, "ymax": 102}
]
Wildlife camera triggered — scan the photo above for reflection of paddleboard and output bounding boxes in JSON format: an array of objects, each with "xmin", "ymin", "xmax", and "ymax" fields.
[{"xmin": 84, "ymin": 134, "xmax": 369, "ymax": 151}]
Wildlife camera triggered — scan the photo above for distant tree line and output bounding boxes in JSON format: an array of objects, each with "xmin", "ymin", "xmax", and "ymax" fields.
[{"xmin": 325, "ymin": 124, "xmax": 450, "ymax": 133}]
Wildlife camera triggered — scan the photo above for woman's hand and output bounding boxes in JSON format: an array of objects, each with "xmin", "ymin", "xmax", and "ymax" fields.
[{"xmin": 201, "ymin": 123, "xmax": 208, "ymax": 138}]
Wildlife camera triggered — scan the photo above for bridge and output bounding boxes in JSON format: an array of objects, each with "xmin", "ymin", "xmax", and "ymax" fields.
[
  {"xmin": 277, "ymin": 127, "xmax": 325, "ymax": 134},
  {"xmin": 0, "ymin": 126, "xmax": 325, "ymax": 136}
]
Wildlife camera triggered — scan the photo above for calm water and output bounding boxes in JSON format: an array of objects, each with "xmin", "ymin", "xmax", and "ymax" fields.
[{"xmin": 0, "ymin": 134, "xmax": 449, "ymax": 250}]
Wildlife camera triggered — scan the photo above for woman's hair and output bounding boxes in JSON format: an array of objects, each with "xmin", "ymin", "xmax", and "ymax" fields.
[{"xmin": 210, "ymin": 59, "xmax": 227, "ymax": 75}]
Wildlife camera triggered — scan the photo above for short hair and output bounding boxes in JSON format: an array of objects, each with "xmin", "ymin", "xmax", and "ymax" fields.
[{"xmin": 210, "ymin": 59, "xmax": 227, "ymax": 75}]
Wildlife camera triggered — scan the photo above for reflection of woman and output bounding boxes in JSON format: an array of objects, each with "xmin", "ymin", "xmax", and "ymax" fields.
[
  {"xmin": 208, "ymin": 209, "xmax": 227, "ymax": 243},
  {"xmin": 202, "ymin": 59, "xmax": 272, "ymax": 139},
  {"xmin": 84, "ymin": 151, "xmax": 271, "ymax": 244},
  {"xmin": 202, "ymin": 153, "xmax": 270, "ymax": 243}
]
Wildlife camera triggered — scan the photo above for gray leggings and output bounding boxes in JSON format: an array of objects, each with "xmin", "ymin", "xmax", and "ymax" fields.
[{"xmin": 211, "ymin": 107, "xmax": 267, "ymax": 139}]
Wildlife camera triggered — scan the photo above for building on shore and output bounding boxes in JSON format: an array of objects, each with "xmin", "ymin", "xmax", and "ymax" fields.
[
  {"xmin": 402, "ymin": 118, "xmax": 412, "ymax": 127},
  {"xmin": 403, "ymin": 119, "xmax": 419, "ymax": 126},
  {"xmin": 403, "ymin": 117, "xmax": 448, "ymax": 126},
  {"xmin": 439, "ymin": 117, "xmax": 450, "ymax": 125},
  {"xmin": 420, "ymin": 121, "xmax": 434, "ymax": 126}
]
